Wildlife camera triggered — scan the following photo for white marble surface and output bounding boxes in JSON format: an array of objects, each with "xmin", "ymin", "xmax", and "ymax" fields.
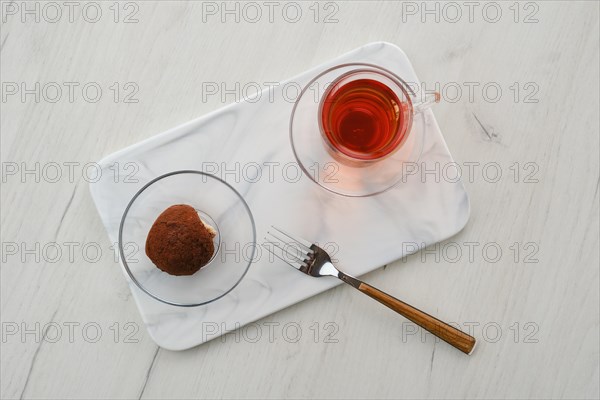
[{"xmin": 1, "ymin": 1, "xmax": 598, "ymax": 399}]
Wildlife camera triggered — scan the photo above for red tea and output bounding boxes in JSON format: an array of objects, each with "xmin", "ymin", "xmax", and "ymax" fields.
[{"xmin": 320, "ymin": 78, "xmax": 408, "ymax": 161}]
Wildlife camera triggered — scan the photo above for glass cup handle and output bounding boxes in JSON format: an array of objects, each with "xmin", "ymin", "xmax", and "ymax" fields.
[{"xmin": 412, "ymin": 92, "xmax": 440, "ymax": 114}]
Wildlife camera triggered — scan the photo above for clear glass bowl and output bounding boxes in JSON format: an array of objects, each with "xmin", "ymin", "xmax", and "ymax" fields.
[{"xmin": 118, "ymin": 170, "xmax": 256, "ymax": 307}]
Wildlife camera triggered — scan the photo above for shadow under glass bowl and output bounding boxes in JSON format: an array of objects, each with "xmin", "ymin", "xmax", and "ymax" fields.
[{"xmin": 118, "ymin": 170, "xmax": 256, "ymax": 307}]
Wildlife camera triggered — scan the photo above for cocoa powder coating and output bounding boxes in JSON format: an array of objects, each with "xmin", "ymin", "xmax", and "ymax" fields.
[{"xmin": 145, "ymin": 204, "xmax": 215, "ymax": 276}]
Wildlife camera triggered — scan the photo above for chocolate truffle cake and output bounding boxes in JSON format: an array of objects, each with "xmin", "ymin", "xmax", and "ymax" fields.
[{"xmin": 145, "ymin": 204, "xmax": 216, "ymax": 276}]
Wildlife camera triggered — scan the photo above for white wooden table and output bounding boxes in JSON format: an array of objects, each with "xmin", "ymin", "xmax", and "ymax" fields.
[{"xmin": 1, "ymin": 1, "xmax": 598, "ymax": 399}]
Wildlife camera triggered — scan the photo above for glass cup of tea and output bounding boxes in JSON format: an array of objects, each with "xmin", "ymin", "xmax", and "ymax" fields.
[{"xmin": 290, "ymin": 63, "xmax": 439, "ymax": 197}]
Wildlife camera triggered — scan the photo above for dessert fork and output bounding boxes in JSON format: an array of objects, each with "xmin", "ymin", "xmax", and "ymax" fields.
[{"xmin": 264, "ymin": 226, "xmax": 476, "ymax": 355}]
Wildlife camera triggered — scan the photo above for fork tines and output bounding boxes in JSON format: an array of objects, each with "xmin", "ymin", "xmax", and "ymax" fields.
[{"xmin": 263, "ymin": 226, "xmax": 314, "ymax": 270}]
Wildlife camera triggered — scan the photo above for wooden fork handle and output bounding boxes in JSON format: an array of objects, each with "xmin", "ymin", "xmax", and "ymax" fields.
[{"xmin": 343, "ymin": 277, "xmax": 476, "ymax": 354}]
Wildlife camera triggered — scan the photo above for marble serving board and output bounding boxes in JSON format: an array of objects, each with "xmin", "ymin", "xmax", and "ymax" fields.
[{"xmin": 89, "ymin": 42, "xmax": 470, "ymax": 350}]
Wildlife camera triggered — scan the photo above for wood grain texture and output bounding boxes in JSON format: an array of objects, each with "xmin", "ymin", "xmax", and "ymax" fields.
[
  {"xmin": 1, "ymin": 1, "xmax": 598, "ymax": 399},
  {"xmin": 357, "ymin": 282, "xmax": 476, "ymax": 354}
]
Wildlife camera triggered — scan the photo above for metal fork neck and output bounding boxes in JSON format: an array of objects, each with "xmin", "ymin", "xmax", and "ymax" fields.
[
  {"xmin": 337, "ymin": 270, "xmax": 362, "ymax": 289},
  {"xmin": 317, "ymin": 261, "xmax": 362, "ymax": 288}
]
